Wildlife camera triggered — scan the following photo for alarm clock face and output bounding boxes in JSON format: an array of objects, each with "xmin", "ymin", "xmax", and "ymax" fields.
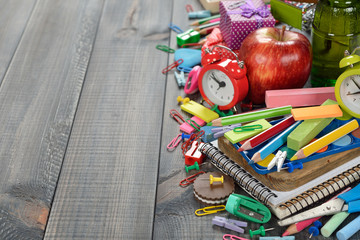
[
  {"xmin": 202, "ymin": 69, "xmax": 235, "ymax": 106},
  {"xmin": 339, "ymin": 75, "xmax": 360, "ymax": 114}
]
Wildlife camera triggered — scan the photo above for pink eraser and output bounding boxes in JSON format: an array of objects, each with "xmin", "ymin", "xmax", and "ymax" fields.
[
  {"xmin": 265, "ymin": 87, "xmax": 336, "ymax": 108},
  {"xmin": 180, "ymin": 116, "xmax": 206, "ymax": 134}
]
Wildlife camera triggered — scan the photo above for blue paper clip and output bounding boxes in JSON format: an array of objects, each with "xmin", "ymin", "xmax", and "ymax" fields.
[
  {"xmin": 169, "ymin": 23, "xmax": 183, "ymax": 34},
  {"xmin": 177, "ymin": 65, "xmax": 192, "ymax": 73},
  {"xmin": 174, "ymin": 71, "xmax": 186, "ymax": 87}
]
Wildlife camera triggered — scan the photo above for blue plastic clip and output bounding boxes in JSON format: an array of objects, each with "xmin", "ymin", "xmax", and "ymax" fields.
[
  {"xmin": 174, "ymin": 71, "xmax": 186, "ymax": 87},
  {"xmin": 169, "ymin": 23, "xmax": 183, "ymax": 34}
]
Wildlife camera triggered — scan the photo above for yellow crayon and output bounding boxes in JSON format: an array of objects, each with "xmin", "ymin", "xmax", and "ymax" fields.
[{"xmin": 291, "ymin": 119, "xmax": 359, "ymax": 160}]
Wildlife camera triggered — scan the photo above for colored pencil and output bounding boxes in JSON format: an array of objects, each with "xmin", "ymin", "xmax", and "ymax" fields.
[
  {"xmin": 239, "ymin": 116, "xmax": 295, "ymax": 151},
  {"xmin": 193, "ymin": 21, "xmax": 219, "ymax": 31},
  {"xmin": 250, "ymin": 121, "xmax": 301, "ymax": 164},
  {"xmin": 190, "ymin": 14, "xmax": 220, "ymax": 26},
  {"xmin": 198, "ymin": 17, "xmax": 220, "ymax": 26},
  {"xmin": 209, "ymin": 106, "xmax": 292, "ymax": 127},
  {"xmin": 282, "ymin": 217, "xmax": 321, "ymax": 236},
  {"xmin": 291, "ymin": 119, "xmax": 359, "ymax": 160},
  {"xmin": 198, "ymin": 26, "xmax": 218, "ymax": 35}
]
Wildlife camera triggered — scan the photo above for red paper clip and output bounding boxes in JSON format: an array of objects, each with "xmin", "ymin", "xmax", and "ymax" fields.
[
  {"xmin": 181, "ymin": 130, "xmax": 204, "ymax": 156},
  {"xmin": 162, "ymin": 59, "xmax": 184, "ymax": 74},
  {"xmin": 169, "ymin": 109, "xmax": 185, "ymax": 125},
  {"xmin": 185, "ymin": 4, "xmax": 194, "ymax": 12},
  {"xmin": 179, "ymin": 171, "xmax": 205, "ymax": 187}
]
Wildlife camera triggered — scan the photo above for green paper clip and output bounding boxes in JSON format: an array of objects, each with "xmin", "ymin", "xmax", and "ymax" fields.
[
  {"xmin": 156, "ymin": 45, "xmax": 175, "ymax": 53},
  {"xmin": 233, "ymin": 124, "xmax": 263, "ymax": 132},
  {"xmin": 225, "ymin": 194, "xmax": 271, "ymax": 224}
]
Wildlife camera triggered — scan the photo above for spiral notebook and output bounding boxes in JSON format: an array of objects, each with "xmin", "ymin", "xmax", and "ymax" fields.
[{"xmin": 199, "ymin": 142, "xmax": 360, "ymax": 219}]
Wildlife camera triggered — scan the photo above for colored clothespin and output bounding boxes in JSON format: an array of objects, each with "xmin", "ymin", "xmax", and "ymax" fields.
[
  {"xmin": 209, "ymin": 174, "xmax": 223, "ymax": 185},
  {"xmin": 212, "ymin": 216, "xmax": 247, "ymax": 234},
  {"xmin": 212, "ymin": 123, "xmax": 242, "ymax": 139},
  {"xmin": 179, "ymin": 171, "xmax": 205, "ymax": 187},
  {"xmin": 184, "ymin": 65, "xmax": 201, "ymax": 95},
  {"xmin": 267, "ymin": 150, "xmax": 287, "ymax": 171},
  {"xmin": 249, "ymin": 226, "xmax": 275, "ymax": 238},
  {"xmin": 185, "ymin": 162, "xmax": 199, "ymax": 173},
  {"xmin": 176, "ymin": 29, "xmax": 200, "ymax": 47},
  {"xmin": 185, "ymin": 141, "xmax": 205, "ymax": 165},
  {"xmin": 168, "ymin": 23, "xmax": 183, "ymax": 34},
  {"xmin": 174, "ymin": 71, "xmax": 186, "ymax": 87},
  {"xmin": 195, "ymin": 205, "xmax": 226, "ymax": 216}
]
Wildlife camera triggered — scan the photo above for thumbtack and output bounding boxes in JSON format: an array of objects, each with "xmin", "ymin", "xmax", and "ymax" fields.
[
  {"xmin": 281, "ymin": 162, "xmax": 303, "ymax": 173},
  {"xmin": 185, "ymin": 162, "xmax": 200, "ymax": 173},
  {"xmin": 249, "ymin": 226, "xmax": 275, "ymax": 238},
  {"xmin": 309, "ymin": 220, "xmax": 322, "ymax": 238},
  {"xmin": 209, "ymin": 174, "xmax": 223, "ymax": 185},
  {"xmin": 181, "ymin": 132, "xmax": 192, "ymax": 140},
  {"xmin": 177, "ymin": 96, "xmax": 190, "ymax": 104}
]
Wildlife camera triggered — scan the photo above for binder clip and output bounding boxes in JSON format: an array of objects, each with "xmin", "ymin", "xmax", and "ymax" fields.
[
  {"xmin": 185, "ymin": 141, "xmax": 205, "ymax": 165},
  {"xmin": 174, "ymin": 71, "xmax": 186, "ymax": 87},
  {"xmin": 225, "ymin": 193, "xmax": 271, "ymax": 224}
]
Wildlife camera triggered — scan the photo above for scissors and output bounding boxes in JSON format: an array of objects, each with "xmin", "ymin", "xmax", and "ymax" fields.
[{"xmin": 278, "ymin": 183, "xmax": 360, "ymax": 226}]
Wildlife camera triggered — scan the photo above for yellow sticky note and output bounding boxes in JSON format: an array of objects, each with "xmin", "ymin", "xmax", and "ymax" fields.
[
  {"xmin": 180, "ymin": 100, "xmax": 219, "ymax": 123},
  {"xmin": 224, "ymin": 119, "xmax": 272, "ymax": 144}
]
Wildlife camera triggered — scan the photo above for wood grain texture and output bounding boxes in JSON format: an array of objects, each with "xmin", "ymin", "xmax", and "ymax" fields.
[
  {"xmin": 44, "ymin": 0, "xmax": 172, "ymax": 239},
  {"xmin": 0, "ymin": 0, "xmax": 37, "ymax": 85},
  {"xmin": 0, "ymin": 0, "xmax": 103, "ymax": 239}
]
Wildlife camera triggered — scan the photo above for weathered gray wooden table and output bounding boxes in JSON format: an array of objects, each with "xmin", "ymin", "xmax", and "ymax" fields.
[{"xmin": 0, "ymin": 0, "xmax": 359, "ymax": 239}]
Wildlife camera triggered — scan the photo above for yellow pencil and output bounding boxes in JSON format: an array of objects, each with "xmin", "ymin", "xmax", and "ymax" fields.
[{"xmin": 291, "ymin": 119, "xmax": 359, "ymax": 160}]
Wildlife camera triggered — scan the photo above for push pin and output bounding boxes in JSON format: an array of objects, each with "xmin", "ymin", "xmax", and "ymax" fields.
[
  {"xmin": 185, "ymin": 162, "xmax": 200, "ymax": 173},
  {"xmin": 177, "ymin": 96, "xmax": 190, "ymax": 104},
  {"xmin": 309, "ymin": 220, "xmax": 322, "ymax": 238},
  {"xmin": 281, "ymin": 162, "xmax": 303, "ymax": 173},
  {"xmin": 181, "ymin": 132, "xmax": 191, "ymax": 140},
  {"xmin": 249, "ymin": 226, "xmax": 275, "ymax": 238},
  {"xmin": 209, "ymin": 174, "xmax": 223, "ymax": 185}
]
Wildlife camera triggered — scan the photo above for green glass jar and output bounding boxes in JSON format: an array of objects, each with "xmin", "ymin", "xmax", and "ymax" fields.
[{"xmin": 311, "ymin": 0, "xmax": 360, "ymax": 87}]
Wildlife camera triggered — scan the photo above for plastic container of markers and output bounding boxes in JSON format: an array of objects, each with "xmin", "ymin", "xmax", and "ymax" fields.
[{"xmin": 233, "ymin": 118, "xmax": 360, "ymax": 175}]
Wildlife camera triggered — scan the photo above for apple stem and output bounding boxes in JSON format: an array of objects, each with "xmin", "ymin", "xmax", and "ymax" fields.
[{"xmin": 279, "ymin": 25, "xmax": 286, "ymax": 41}]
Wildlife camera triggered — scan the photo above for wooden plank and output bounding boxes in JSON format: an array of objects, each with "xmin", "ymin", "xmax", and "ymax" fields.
[
  {"xmin": 44, "ymin": 0, "xmax": 172, "ymax": 239},
  {"xmin": 0, "ymin": 0, "xmax": 37, "ymax": 84},
  {"xmin": 0, "ymin": 0, "xmax": 104, "ymax": 239}
]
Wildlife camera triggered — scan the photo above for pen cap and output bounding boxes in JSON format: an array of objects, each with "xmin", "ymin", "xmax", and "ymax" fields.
[{"xmin": 188, "ymin": 10, "xmax": 211, "ymax": 19}]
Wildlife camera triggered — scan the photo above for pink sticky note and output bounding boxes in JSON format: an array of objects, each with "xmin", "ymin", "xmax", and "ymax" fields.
[{"xmin": 180, "ymin": 116, "xmax": 206, "ymax": 134}]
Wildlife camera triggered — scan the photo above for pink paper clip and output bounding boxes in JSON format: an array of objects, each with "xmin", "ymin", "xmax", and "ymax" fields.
[
  {"xmin": 169, "ymin": 109, "xmax": 185, "ymax": 125},
  {"xmin": 185, "ymin": 4, "xmax": 194, "ymax": 12},
  {"xmin": 223, "ymin": 234, "xmax": 250, "ymax": 240},
  {"xmin": 167, "ymin": 133, "xmax": 182, "ymax": 151},
  {"xmin": 162, "ymin": 59, "xmax": 184, "ymax": 74},
  {"xmin": 184, "ymin": 66, "xmax": 202, "ymax": 95}
]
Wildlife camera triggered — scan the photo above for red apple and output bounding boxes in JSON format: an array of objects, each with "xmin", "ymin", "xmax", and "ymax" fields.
[{"xmin": 239, "ymin": 26, "xmax": 312, "ymax": 104}]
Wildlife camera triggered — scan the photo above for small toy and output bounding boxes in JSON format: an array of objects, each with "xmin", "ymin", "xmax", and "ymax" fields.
[{"xmin": 249, "ymin": 226, "xmax": 275, "ymax": 238}]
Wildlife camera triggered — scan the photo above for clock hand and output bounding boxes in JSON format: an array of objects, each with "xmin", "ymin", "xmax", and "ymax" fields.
[
  {"xmin": 347, "ymin": 91, "xmax": 360, "ymax": 95},
  {"xmin": 210, "ymin": 73, "xmax": 226, "ymax": 90},
  {"xmin": 351, "ymin": 78, "xmax": 360, "ymax": 90}
]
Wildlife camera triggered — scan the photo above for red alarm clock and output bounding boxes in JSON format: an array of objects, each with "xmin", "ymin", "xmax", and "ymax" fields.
[{"xmin": 198, "ymin": 45, "xmax": 249, "ymax": 110}]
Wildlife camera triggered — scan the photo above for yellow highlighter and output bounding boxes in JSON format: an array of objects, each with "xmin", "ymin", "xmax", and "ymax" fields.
[{"xmin": 291, "ymin": 119, "xmax": 359, "ymax": 160}]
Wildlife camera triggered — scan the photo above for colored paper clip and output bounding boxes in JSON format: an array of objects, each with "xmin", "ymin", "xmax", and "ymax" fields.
[
  {"xmin": 233, "ymin": 124, "xmax": 263, "ymax": 132},
  {"xmin": 174, "ymin": 71, "xmax": 186, "ymax": 87},
  {"xmin": 186, "ymin": 118, "xmax": 202, "ymax": 132},
  {"xmin": 156, "ymin": 44, "xmax": 175, "ymax": 53},
  {"xmin": 162, "ymin": 59, "xmax": 184, "ymax": 74},
  {"xmin": 168, "ymin": 23, "xmax": 183, "ymax": 34},
  {"xmin": 167, "ymin": 133, "xmax": 182, "ymax": 151},
  {"xmin": 169, "ymin": 109, "xmax": 185, "ymax": 125},
  {"xmin": 179, "ymin": 171, "xmax": 205, "ymax": 187},
  {"xmin": 195, "ymin": 205, "xmax": 226, "ymax": 216},
  {"xmin": 185, "ymin": 4, "xmax": 194, "ymax": 12},
  {"xmin": 223, "ymin": 234, "xmax": 250, "ymax": 240},
  {"xmin": 177, "ymin": 66, "xmax": 192, "ymax": 73}
]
